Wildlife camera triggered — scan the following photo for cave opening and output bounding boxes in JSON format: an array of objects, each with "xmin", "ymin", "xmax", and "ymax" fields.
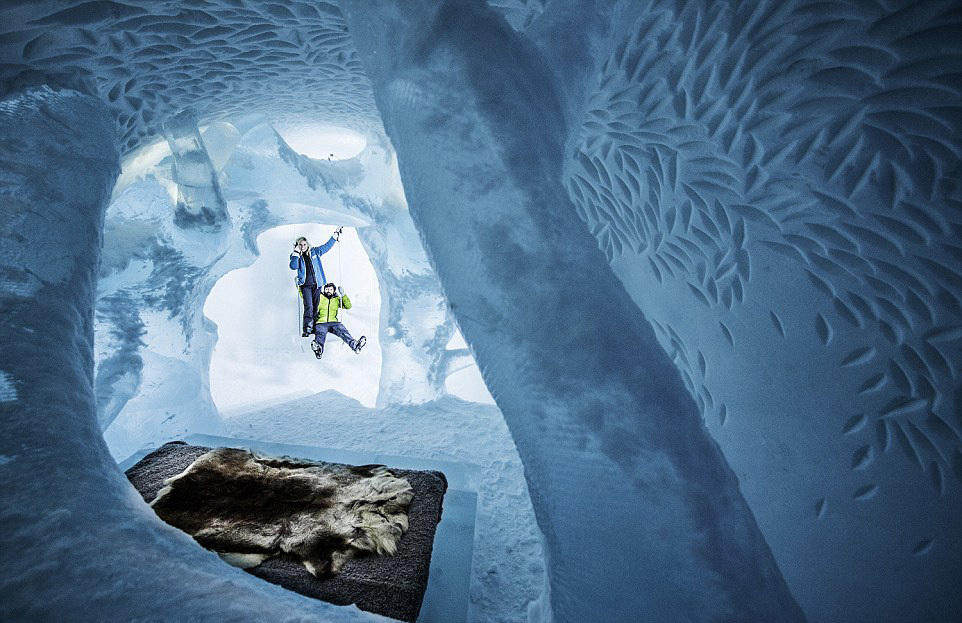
[{"xmin": 205, "ymin": 222, "xmax": 382, "ymax": 413}]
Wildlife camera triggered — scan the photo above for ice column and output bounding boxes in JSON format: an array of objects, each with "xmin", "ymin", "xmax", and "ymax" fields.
[
  {"xmin": 357, "ymin": 205, "xmax": 460, "ymax": 406},
  {"xmin": 344, "ymin": 2, "xmax": 804, "ymax": 621},
  {"xmin": 163, "ymin": 109, "xmax": 229, "ymax": 230},
  {"xmin": 0, "ymin": 86, "xmax": 121, "ymax": 493}
]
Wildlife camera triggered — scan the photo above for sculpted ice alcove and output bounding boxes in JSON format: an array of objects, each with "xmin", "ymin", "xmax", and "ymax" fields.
[{"xmin": 1, "ymin": 1, "xmax": 961, "ymax": 622}]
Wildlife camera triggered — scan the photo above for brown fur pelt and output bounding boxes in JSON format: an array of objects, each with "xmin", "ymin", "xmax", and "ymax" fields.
[{"xmin": 149, "ymin": 447, "xmax": 414, "ymax": 577}]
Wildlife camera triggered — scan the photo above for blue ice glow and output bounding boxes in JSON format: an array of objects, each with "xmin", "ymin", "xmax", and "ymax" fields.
[{"xmin": 1, "ymin": 1, "xmax": 961, "ymax": 622}]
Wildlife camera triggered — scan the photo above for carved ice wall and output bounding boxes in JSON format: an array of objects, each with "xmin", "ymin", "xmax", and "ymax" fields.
[
  {"xmin": 548, "ymin": 1, "xmax": 962, "ymax": 620},
  {"xmin": 0, "ymin": 0, "xmax": 377, "ymax": 152}
]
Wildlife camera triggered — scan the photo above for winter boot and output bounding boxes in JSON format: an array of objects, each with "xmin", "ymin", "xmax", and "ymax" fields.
[
  {"xmin": 352, "ymin": 336, "xmax": 367, "ymax": 353},
  {"xmin": 311, "ymin": 341, "xmax": 324, "ymax": 359}
]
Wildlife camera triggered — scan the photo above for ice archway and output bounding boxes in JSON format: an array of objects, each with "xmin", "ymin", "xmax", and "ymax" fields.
[
  {"xmin": 94, "ymin": 117, "xmax": 461, "ymax": 459},
  {"xmin": 2, "ymin": 1, "xmax": 961, "ymax": 622}
]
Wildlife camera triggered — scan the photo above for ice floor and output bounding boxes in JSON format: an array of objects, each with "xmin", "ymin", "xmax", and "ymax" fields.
[{"xmin": 119, "ymin": 391, "xmax": 543, "ymax": 623}]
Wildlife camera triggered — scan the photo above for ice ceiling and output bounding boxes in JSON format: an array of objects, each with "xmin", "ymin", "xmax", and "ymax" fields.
[{"xmin": 1, "ymin": 1, "xmax": 961, "ymax": 622}]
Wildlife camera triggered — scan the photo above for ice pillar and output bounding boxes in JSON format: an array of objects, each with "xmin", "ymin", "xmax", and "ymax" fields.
[
  {"xmin": 357, "ymin": 207, "xmax": 457, "ymax": 407},
  {"xmin": 344, "ymin": 2, "xmax": 804, "ymax": 621},
  {"xmin": 0, "ymin": 86, "xmax": 121, "ymax": 497},
  {"xmin": 163, "ymin": 109, "xmax": 229, "ymax": 231}
]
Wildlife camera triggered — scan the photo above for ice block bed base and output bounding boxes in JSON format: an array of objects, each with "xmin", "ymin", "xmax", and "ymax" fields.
[{"xmin": 125, "ymin": 441, "xmax": 448, "ymax": 622}]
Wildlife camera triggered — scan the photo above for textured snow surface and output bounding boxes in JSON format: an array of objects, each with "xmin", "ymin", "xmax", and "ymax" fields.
[
  {"xmin": 223, "ymin": 392, "xmax": 543, "ymax": 623},
  {"xmin": 346, "ymin": 3, "xmax": 803, "ymax": 621},
  {"xmin": 0, "ymin": 371, "xmax": 16, "ymax": 403},
  {"xmin": 546, "ymin": 2, "xmax": 962, "ymax": 621},
  {"xmin": 347, "ymin": 0, "xmax": 962, "ymax": 620},
  {"xmin": 274, "ymin": 123, "xmax": 367, "ymax": 160},
  {"xmin": 0, "ymin": 0, "xmax": 543, "ymax": 155},
  {"xmin": 0, "ymin": 0, "xmax": 378, "ymax": 153}
]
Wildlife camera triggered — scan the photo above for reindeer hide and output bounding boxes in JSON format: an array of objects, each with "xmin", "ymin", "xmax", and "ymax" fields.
[{"xmin": 149, "ymin": 447, "xmax": 414, "ymax": 577}]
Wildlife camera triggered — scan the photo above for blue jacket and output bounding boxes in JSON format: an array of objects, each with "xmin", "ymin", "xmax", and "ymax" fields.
[{"xmin": 289, "ymin": 237, "xmax": 335, "ymax": 286}]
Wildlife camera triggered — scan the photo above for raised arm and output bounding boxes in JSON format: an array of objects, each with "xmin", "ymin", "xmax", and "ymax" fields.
[
  {"xmin": 289, "ymin": 252, "xmax": 299, "ymax": 270},
  {"xmin": 340, "ymin": 294, "xmax": 352, "ymax": 309},
  {"xmin": 314, "ymin": 236, "xmax": 336, "ymax": 256}
]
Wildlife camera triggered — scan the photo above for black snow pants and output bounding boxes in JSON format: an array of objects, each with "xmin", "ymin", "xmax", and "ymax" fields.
[{"xmin": 300, "ymin": 283, "xmax": 321, "ymax": 332}]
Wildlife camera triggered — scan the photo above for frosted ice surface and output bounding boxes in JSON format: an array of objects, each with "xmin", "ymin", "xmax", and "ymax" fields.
[
  {"xmin": 0, "ymin": 1, "xmax": 381, "ymax": 153},
  {"xmin": 273, "ymin": 122, "xmax": 368, "ymax": 161},
  {"xmin": 0, "ymin": 371, "xmax": 16, "ymax": 403},
  {"xmin": 346, "ymin": 2, "xmax": 804, "ymax": 621},
  {"xmin": 445, "ymin": 366, "xmax": 496, "ymax": 405},
  {"xmin": 200, "ymin": 122, "xmax": 241, "ymax": 172},
  {"xmin": 344, "ymin": 0, "xmax": 962, "ymax": 621},
  {"xmin": 549, "ymin": 2, "xmax": 962, "ymax": 621},
  {"xmin": 0, "ymin": 0, "xmax": 535, "ymax": 154},
  {"xmin": 163, "ymin": 109, "xmax": 230, "ymax": 229}
]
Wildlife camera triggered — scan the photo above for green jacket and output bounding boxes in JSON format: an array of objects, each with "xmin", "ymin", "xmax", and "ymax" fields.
[{"xmin": 315, "ymin": 294, "xmax": 351, "ymax": 323}]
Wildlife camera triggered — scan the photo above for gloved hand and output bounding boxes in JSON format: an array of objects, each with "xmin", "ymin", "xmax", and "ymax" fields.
[{"xmin": 333, "ymin": 226, "xmax": 343, "ymax": 241}]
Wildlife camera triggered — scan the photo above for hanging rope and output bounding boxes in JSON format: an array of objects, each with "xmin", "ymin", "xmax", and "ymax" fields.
[
  {"xmin": 337, "ymin": 227, "xmax": 343, "ymax": 286},
  {"xmin": 294, "ymin": 273, "xmax": 305, "ymax": 352}
]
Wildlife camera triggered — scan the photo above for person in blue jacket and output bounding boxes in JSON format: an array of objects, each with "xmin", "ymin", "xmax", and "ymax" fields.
[{"xmin": 290, "ymin": 227, "xmax": 342, "ymax": 336}]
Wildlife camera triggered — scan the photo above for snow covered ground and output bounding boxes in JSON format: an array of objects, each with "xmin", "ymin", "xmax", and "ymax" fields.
[{"xmin": 221, "ymin": 391, "xmax": 543, "ymax": 623}]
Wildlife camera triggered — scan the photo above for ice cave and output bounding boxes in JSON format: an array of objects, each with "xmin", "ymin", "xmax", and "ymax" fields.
[{"xmin": 1, "ymin": 1, "xmax": 961, "ymax": 622}]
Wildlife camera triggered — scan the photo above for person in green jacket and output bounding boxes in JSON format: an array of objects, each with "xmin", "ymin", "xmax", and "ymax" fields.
[{"xmin": 311, "ymin": 282, "xmax": 367, "ymax": 359}]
